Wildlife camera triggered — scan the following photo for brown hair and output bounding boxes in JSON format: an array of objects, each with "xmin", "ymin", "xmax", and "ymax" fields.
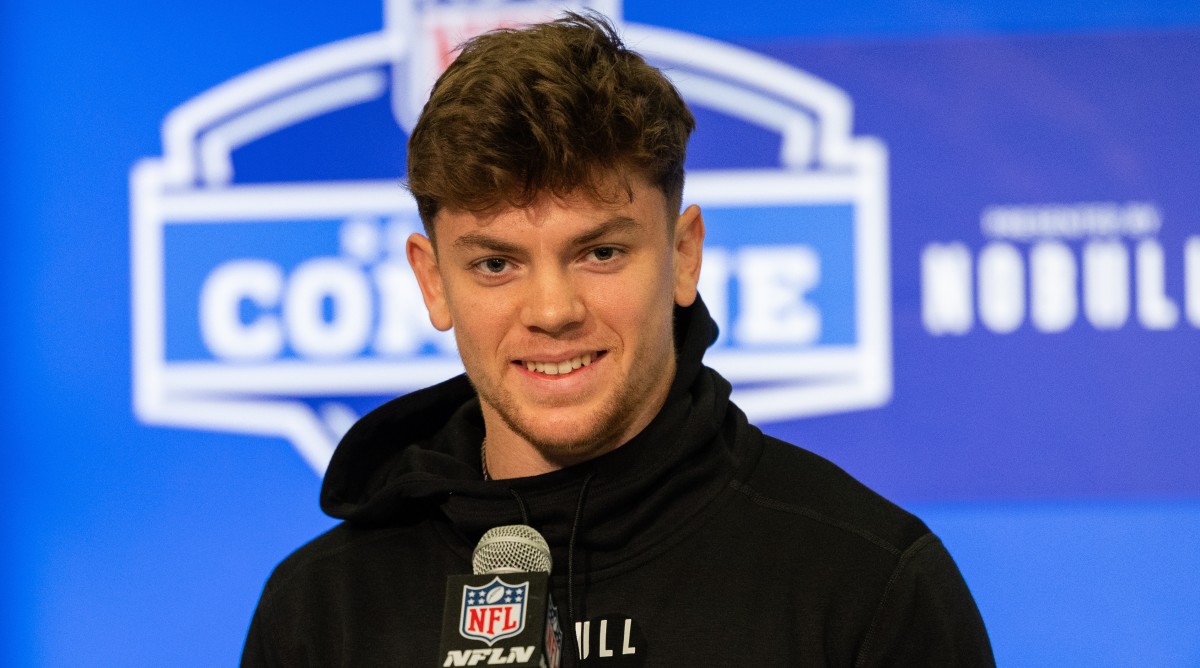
[{"xmin": 406, "ymin": 11, "xmax": 695, "ymax": 233}]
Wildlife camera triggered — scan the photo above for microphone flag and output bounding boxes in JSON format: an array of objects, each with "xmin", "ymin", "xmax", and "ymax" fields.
[{"xmin": 438, "ymin": 572, "xmax": 561, "ymax": 667}]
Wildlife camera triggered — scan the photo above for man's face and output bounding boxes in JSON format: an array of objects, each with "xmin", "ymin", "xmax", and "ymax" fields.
[{"xmin": 407, "ymin": 175, "xmax": 704, "ymax": 469}]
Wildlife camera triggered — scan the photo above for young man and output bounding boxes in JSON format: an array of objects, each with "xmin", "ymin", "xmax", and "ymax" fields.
[{"xmin": 242, "ymin": 13, "xmax": 994, "ymax": 666}]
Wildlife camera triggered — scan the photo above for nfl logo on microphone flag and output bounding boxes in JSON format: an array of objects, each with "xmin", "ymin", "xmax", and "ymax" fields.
[
  {"xmin": 439, "ymin": 573, "xmax": 559, "ymax": 667},
  {"xmin": 460, "ymin": 578, "xmax": 528, "ymax": 645}
]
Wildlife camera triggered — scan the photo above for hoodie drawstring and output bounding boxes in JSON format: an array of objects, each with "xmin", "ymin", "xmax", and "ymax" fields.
[
  {"xmin": 506, "ymin": 472, "xmax": 595, "ymax": 664},
  {"xmin": 508, "ymin": 488, "xmax": 531, "ymax": 526},
  {"xmin": 567, "ymin": 471, "xmax": 595, "ymax": 662}
]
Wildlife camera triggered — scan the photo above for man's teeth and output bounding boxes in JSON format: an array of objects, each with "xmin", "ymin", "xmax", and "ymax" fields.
[{"xmin": 524, "ymin": 353, "xmax": 593, "ymax": 375}]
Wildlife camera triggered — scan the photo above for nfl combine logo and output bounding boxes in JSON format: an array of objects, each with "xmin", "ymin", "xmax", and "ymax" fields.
[
  {"xmin": 460, "ymin": 578, "xmax": 529, "ymax": 645},
  {"xmin": 130, "ymin": 0, "xmax": 891, "ymax": 475}
]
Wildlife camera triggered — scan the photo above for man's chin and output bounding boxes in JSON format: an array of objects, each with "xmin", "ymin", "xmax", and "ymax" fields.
[
  {"xmin": 505, "ymin": 414, "xmax": 622, "ymax": 465},
  {"xmin": 480, "ymin": 385, "xmax": 645, "ymax": 467},
  {"xmin": 523, "ymin": 427, "xmax": 611, "ymax": 463}
]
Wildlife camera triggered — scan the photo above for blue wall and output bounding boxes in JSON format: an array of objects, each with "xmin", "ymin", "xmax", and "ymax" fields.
[{"xmin": 5, "ymin": 1, "xmax": 1200, "ymax": 665}]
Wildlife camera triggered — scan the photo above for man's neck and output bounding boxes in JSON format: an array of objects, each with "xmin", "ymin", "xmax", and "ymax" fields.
[{"xmin": 480, "ymin": 430, "xmax": 566, "ymax": 480}]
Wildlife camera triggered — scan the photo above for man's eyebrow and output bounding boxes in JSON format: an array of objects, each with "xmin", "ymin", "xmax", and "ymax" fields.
[
  {"xmin": 452, "ymin": 233, "xmax": 522, "ymax": 255},
  {"xmin": 571, "ymin": 216, "xmax": 641, "ymax": 246},
  {"xmin": 451, "ymin": 216, "xmax": 642, "ymax": 253}
]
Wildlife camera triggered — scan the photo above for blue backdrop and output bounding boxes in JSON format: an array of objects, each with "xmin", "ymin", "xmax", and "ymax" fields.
[{"xmin": 4, "ymin": 1, "xmax": 1200, "ymax": 665}]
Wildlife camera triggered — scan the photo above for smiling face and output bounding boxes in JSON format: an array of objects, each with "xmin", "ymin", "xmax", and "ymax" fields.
[{"xmin": 407, "ymin": 175, "xmax": 704, "ymax": 477}]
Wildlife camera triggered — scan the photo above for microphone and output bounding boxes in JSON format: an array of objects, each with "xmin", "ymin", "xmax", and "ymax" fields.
[{"xmin": 438, "ymin": 525, "xmax": 563, "ymax": 667}]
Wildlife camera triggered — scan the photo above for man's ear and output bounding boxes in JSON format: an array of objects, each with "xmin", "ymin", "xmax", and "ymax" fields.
[
  {"xmin": 406, "ymin": 233, "xmax": 453, "ymax": 331},
  {"xmin": 672, "ymin": 204, "xmax": 705, "ymax": 307}
]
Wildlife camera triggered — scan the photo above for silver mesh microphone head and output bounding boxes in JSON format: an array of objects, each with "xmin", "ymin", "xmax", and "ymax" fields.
[{"xmin": 472, "ymin": 525, "xmax": 553, "ymax": 575}]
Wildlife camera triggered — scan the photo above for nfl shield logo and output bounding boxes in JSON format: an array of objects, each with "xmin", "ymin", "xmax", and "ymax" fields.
[{"xmin": 459, "ymin": 577, "xmax": 529, "ymax": 645}]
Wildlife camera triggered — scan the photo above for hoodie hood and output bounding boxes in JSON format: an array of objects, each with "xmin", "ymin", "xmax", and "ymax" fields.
[{"xmin": 320, "ymin": 296, "xmax": 756, "ymax": 573}]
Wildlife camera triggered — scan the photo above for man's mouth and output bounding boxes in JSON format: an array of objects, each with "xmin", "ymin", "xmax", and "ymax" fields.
[{"xmin": 517, "ymin": 351, "xmax": 606, "ymax": 376}]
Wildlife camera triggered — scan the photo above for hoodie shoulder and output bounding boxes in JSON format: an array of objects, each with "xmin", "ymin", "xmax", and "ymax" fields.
[
  {"xmin": 267, "ymin": 512, "xmax": 466, "ymax": 590},
  {"xmin": 736, "ymin": 435, "xmax": 931, "ymax": 556},
  {"xmin": 244, "ymin": 520, "xmax": 467, "ymax": 667}
]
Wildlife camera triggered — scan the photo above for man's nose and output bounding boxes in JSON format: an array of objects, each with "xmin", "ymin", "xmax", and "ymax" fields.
[{"xmin": 520, "ymin": 267, "xmax": 585, "ymax": 334}]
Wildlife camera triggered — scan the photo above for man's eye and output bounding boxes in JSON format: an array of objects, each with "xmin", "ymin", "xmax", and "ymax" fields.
[
  {"xmin": 479, "ymin": 258, "xmax": 508, "ymax": 273},
  {"xmin": 591, "ymin": 247, "xmax": 618, "ymax": 261}
]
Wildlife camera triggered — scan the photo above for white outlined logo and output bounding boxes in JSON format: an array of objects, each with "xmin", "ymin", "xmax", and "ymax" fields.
[
  {"xmin": 130, "ymin": 0, "xmax": 891, "ymax": 474},
  {"xmin": 460, "ymin": 578, "xmax": 529, "ymax": 645}
]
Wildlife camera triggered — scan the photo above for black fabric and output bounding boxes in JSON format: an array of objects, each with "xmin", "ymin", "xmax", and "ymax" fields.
[{"xmin": 242, "ymin": 297, "xmax": 994, "ymax": 667}]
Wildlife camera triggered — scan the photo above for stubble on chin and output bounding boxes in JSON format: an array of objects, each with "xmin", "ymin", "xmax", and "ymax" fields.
[{"xmin": 478, "ymin": 350, "xmax": 676, "ymax": 468}]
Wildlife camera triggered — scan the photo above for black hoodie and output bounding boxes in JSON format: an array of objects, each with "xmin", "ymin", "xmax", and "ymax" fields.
[{"xmin": 242, "ymin": 298, "xmax": 994, "ymax": 667}]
